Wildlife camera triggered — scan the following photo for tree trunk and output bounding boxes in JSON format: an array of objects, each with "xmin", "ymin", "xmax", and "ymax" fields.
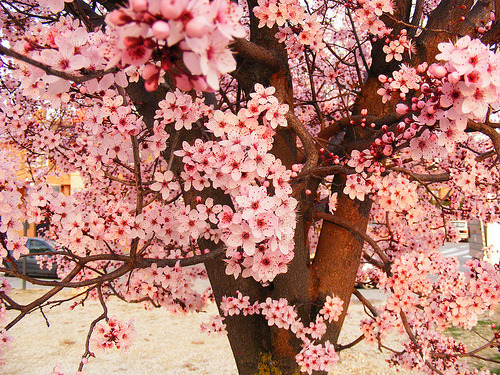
[
  {"xmin": 311, "ymin": 183, "xmax": 372, "ymax": 345},
  {"xmin": 204, "ymin": 210, "xmax": 311, "ymax": 375},
  {"xmin": 204, "ymin": 255, "xmax": 275, "ymax": 375}
]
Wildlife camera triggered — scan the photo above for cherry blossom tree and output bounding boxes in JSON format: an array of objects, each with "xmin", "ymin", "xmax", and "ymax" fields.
[{"xmin": 1, "ymin": 0, "xmax": 500, "ymax": 374}]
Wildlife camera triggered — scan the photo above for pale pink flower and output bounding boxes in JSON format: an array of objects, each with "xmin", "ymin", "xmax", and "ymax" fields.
[
  {"xmin": 150, "ymin": 171, "xmax": 176, "ymax": 200},
  {"xmin": 183, "ymin": 32, "xmax": 237, "ymax": 90},
  {"xmin": 40, "ymin": 37, "xmax": 88, "ymax": 73}
]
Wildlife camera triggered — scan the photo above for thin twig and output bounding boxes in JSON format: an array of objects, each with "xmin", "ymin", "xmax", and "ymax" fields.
[
  {"xmin": 78, "ymin": 284, "xmax": 108, "ymax": 372},
  {"xmin": 0, "ymin": 44, "xmax": 118, "ymax": 84}
]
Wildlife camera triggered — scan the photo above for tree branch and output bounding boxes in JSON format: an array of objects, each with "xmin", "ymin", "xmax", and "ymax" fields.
[
  {"xmin": 467, "ymin": 120, "xmax": 500, "ymax": 157},
  {"xmin": 317, "ymin": 113, "xmax": 403, "ymax": 142},
  {"xmin": 353, "ymin": 288, "xmax": 380, "ymax": 317},
  {"xmin": 399, "ymin": 310, "xmax": 446, "ymax": 375},
  {"xmin": 0, "ymin": 44, "xmax": 118, "ymax": 84},
  {"xmin": 286, "ymin": 111, "xmax": 318, "ymax": 190},
  {"xmin": 313, "ymin": 211, "xmax": 391, "ymax": 271},
  {"xmin": 389, "ymin": 167, "xmax": 451, "ymax": 183},
  {"xmin": 78, "ymin": 284, "xmax": 108, "ymax": 372},
  {"xmin": 231, "ymin": 38, "xmax": 280, "ymax": 70}
]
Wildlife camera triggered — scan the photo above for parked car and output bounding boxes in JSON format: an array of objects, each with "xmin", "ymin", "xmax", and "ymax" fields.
[
  {"xmin": 3, "ymin": 238, "xmax": 59, "ymax": 278},
  {"xmin": 451, "ymin": 220, "xmax": 469, "ymax": 242}
]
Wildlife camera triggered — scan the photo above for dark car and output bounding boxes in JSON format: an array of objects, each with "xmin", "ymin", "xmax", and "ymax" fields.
[{"xmin": 4, "ymin": 238, "xmax": 59, "ymax": 278}]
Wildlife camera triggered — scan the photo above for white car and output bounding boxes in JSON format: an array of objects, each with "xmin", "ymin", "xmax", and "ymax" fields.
[{"xmin": 451, "ymin": 220, "xmax": 468, "ymax": 242}]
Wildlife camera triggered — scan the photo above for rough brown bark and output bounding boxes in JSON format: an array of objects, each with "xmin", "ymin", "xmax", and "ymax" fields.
[
  {"xmin": 311, "ymin": 183, "xmax": 372, "ymax": 344},
  {"xmin": 204, "ymin": 253, "xmax": 273, "ymax": 375}
]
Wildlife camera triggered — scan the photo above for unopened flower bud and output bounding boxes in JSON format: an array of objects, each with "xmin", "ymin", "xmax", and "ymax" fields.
[
  {"xmin": 106, "ymin": 10, "xmax": 133, "ymax": 26},
  {"xmin": 448, "ymin": 71, "xmax": 460, "ymax": 84},
  {"xmin": 152, "ymin": 20, "xmax": 170, "ymax": 39},
  {"xmin": 142, "ymin": 64, "xmax": 160, "ymax": 80},
  {"xmin": 396, "ymin": 103, "xmax": 409, "ymax": 114},
  {"xmin": 23, "ymin": 42, "xmax": 35, "ymax": 53},
  {"xmin": 429, "ymin": 63, "xmax": 447, "ymax": 79},
  {"xmin": 174, "ymin": 74, "xmax": 193, "ymax": 91},
  {"xmin": 144, "ymin": 77, "xmax": 159, "ymax": 92},
  {"xmin": 378, "ymin": 74, "xmax": 388, "ymax": 83}
]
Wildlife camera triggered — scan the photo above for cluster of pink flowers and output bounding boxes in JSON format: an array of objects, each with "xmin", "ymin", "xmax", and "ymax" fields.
[
  {"xmin": 343, "ymin": 169, "xmax": 420, "ymax": 209},
  {"xmin": 8, "ymin": 16, "xmax": 129, "ymax": 106},
  {"xmin": 0, "ymin": 183, "xmax": 27, "ymax": 260},
  {"xmin": 371, "ymin": 173, "xmax": 419, "ymax": 213},
  {"xmin": 387, "ymin": 330, "xmax": 472, "ymax": 374},
  {"xmin": 0, "ymin": 81, "xmax": 296, "ymax": 287},
  {"xmin": 200, "ymin": 315, "xmax": 227, "ymax": 335},
  {"xmin": 382, "ymin": 29, "xmax": 415, "ymax": 63},
  {"xmin": 91, "ymin": 316, "xmax": 135, "ymax": 352},
  {"xmin": 379, "ymin": 64, "xmax": 422, "ymax": 101},
  {"xmin": 295, "ymin": 341, "xmax": 339, "ymax": 374},
  {"xmin": 117, "ymin": 262, "xmax": 209, "ymax": 313},
  {"xmin": 435, "ymin": 35, "xmax": 500, "ymax": 120},
  {"xmin": 155, "ymin": 89, "xmax": 210, "ymax": 131},
  {"xmin": 346, "ymin": 122, "xmax": 405, "ymax": 174},
  {"xmin": 106, "ymin": 0, "xmax": 245, "ymax": 91},
  {"xmin": 9, "ymin": 0, "xmax": 245, "ymax": 103},
  {"xmin": 355, "ymin": 169, "xmax": 500, "ymax": 372},
  {"xmin": 343, "ymin": 172, "xmax": 372, "ymax": 201},
  {"xmin": 353, "ymin": 0, "xmax": 394, "ymax": 37},
  {"xmin": 372, "ymin": 36, "xmax": 500, "ymax": 165},
  {"xmin": 346, "ymin": 35, "xmax": 500, "ymax": 180},
  {"xmin": 253, "ymin": 0, "xmax": 325, "ymax": 56},
  {"xmin": 169, "ymin": 84, "xmax": 297, "ymax": 283},
  {"xmin": 209, "ymin": 291, "xmax": 343, "ymax": 374},
  {"xmin": 360, "ymin": 230, "xmax": 500, "ymax": 373}
]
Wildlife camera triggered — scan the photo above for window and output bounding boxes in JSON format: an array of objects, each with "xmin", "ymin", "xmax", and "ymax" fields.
[{"xmin": 29, "ymin": 239, "xmax": 53, "ymax": 254}]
